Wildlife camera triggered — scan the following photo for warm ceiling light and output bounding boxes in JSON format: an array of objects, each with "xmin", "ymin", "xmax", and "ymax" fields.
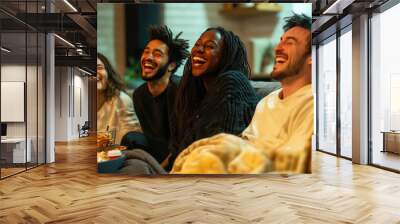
[
  {"xmin": 63, "ymin": 0, "xmax": 78, "ymax": 12},
  {"xmin": 1, "ymin": 47, "xmax": 11, "ymax": 53},
  {"xmin": 54, "ymin": 34, "xmax": 75, "ymax": 48}
]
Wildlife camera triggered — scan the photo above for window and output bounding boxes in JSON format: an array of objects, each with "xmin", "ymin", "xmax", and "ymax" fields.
[
  {"xmin": 370, "ymin": 2, "xmax": 400, "ymax": 171},
  {"xmin": 339, "ymin": 28, "xmax": 352, "ymax": 158},
  {"xmin": 317, "ymin": 36, "xmax": 337, "ymax": 154}
]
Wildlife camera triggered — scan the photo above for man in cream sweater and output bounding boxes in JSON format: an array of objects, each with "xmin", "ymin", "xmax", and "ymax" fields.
[{"xmin": 171, "ymin": 13, "xmax": 314, "ymax": 174}]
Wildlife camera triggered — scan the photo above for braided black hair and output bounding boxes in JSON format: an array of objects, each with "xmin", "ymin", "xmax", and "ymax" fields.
[
  {"xmin": 206, "ymin": 27, "xmax": 251, "ymax": 78},
  {"xmin": 148, "ymin": 25, "xmax": 190, "ymax": 74}
]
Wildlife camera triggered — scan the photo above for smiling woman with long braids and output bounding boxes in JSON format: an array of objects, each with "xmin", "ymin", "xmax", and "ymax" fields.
[
  {"xmin": 120, "ymin": 27, "xmax": 260, "ymax": 174},
  {"xmin": 166, "ymin": 27, "xmax": 260, "ymax": 170}
]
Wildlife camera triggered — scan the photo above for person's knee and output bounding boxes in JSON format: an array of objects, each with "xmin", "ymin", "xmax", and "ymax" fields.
[{"xmin": 123, "ymin": 149, "xmax": 150, "ymax": 160}]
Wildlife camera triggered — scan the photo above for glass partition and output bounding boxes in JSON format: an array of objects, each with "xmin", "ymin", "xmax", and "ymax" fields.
[
  {"xmin": 339, "ymin": 28, "xmax": 352, "ymax": 158},
  {"xmin": 371, "ymin": 3, "xmax": 400, "ymax": 171},
  {"xmin": 317, "ymin": 35, "xmax": 337, "ymax": 155},
  {"xmin": 0, "ymin": 1, "xmax": 46, "ymax": 179},
  {"xmin": 0, "ymin": 31, "xmax": 28, "ymax": 177}
]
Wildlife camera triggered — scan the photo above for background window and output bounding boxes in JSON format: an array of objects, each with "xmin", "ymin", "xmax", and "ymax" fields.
[
  {"xmin": 317, "ymin": 36, "xmax": 337, "ymax": 155},
  {"xmin": 339, "ymin": 28, "xmax": 352, "ymax": 158},
  {"xmin": 371, "ymin": 3, "xmax": 400, "ymax": 171}
]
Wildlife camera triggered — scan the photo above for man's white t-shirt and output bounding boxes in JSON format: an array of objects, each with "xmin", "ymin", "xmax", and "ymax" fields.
[{"xmin": 242, "ymin": 84, "xmax": 314, "ymax": 157}]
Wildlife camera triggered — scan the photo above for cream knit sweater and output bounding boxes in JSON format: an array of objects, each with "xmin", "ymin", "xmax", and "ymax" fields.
[{"xmin": 97, "ymin": 91, "xmax": 141, "ymax": 144}]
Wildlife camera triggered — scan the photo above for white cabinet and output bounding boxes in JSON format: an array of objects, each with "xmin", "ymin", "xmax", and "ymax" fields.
[{"xmin": 1, "ymin": 138, "xmax": 32, "ymax": 163}]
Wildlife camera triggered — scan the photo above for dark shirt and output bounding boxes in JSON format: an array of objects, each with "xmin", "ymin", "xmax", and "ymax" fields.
[
  {"xmin": 133, "ymin": 76, "xmax": 179, "ymax": 162},
  {"xmin": 167, "ymin": 70, "xmax": 260, "ymax": 170}
]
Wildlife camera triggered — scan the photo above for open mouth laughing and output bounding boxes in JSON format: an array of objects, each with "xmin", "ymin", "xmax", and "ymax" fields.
[
  {"xmin": 275, "ymin": 53, "xmax": 288, "ymax": 64},
  {"xmin": 142, "ymin": 60, "xmax": 157, "ymax": 74},
  {"xmin": 192, "ymin": 56, "xmax": 207, "ymax": 67}
]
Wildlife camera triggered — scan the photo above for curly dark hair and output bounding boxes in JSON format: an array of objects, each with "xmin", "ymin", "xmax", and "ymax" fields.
[
  {"xmin": 173, "ymin": 27, "xmax": 251, "ymax": 138},
  {"xmin": 148, "ymin": 25, "xmax": 190, "ymax": 74},
  {"xmin": 97, "ymin": 53, "xmax": 125, "ymax": 99},
  {"xmin": 283, "ymin": 13, "xmax": 312, "ymax": 55}
]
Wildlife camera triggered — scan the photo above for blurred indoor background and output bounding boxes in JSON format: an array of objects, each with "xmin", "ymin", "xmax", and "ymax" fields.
[{"xmin": 98, "ymin": 3, "xmax": 311, "ymax": 89}]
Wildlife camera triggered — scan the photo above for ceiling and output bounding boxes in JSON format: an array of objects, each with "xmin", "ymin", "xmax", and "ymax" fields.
[
  {"xmin": 0, "ymin": 0, "xmax": 98, "ymax": 73},
  {"xmin": 310, "ymin": 0, "xmax": 389, "ymax": 43}
]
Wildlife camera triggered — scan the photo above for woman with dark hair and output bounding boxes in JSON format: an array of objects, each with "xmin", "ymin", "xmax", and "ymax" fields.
[
  {"xmin": 166, "ymin": 27, "xmax": 260, "ymax": 169},
  {"xmin": 120, "ymin": 27, "xmax": 259, "ymax": 174},
  {"xmin": 97, "ymin": 53, "xmax": 140, "ymax": 144}
]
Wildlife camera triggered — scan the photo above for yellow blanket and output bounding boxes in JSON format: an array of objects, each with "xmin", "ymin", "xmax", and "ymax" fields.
[
  {"xmin": 171, "ymin": 134, "xmax": 272, "ymax": 174},
  {"xmin": 170, "ymin": 133, "xmax": 311, "ymax": 174}
]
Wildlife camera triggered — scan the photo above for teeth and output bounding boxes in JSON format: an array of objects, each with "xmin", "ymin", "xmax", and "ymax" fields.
[
  {"xmin": 144, "ymin": 63, "xmax": 154, "ymax": 68},
  {"xmin": 193, "ymin": 56, "xmax": 206, "ymax": 63},
  {"xmin": 276, "ymin": 55, "xmax": 287, "ymax": 60},
  {"xmin": 275, "ymin": 57, "xmax": 287, "ymax": 63}
]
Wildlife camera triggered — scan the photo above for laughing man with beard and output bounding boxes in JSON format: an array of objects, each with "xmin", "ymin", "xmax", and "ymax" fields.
[{"xmin": 120, "ymin": 25, "xmax": 189, "ymax": 164}]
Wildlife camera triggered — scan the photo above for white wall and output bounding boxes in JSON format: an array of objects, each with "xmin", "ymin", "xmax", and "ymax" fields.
[
  {"xmin": 55, "ymin": 66, "xmax": 68, "ymax": 141},
  {"xmin": 1, "ymin": 65, "xmax": 31, "ymax": 137},
  {"xmin": 1, "ymin": 65, "xmax": 26, "ymax": 143},
  {"xmin": 71, "ymin": 73, "xmax": 89, "ymax": 138},
  {"xmin": 1, "ymin": 64, "xmax": 46, "ymax": 163},
  {"xmin": 54, "ymin": 67, "xmax": 89, "ymax": 141}
]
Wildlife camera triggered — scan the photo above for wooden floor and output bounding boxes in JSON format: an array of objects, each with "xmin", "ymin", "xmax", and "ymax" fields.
[
  {"xmin": 1, "ymin": 167, "xmax": 25, "ymax": 177},
  {"xmin": 0, "ymin": 137, "xmax": 400, "ymax": 223},
  {"xmin": 1, "ymin": 164, "xmax": 44, "ymax": 178}
]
